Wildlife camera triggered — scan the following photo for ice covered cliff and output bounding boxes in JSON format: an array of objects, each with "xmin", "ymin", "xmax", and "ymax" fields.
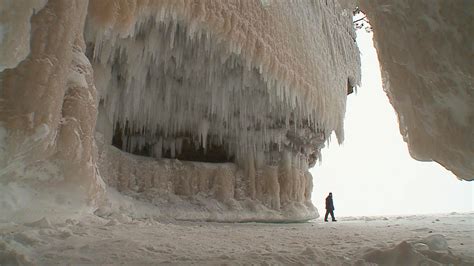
[
  {"xmin": 359, "ymin": 0, "xmax": 474, "ymax": 180},
  {"xmin": 0, "ymin": 0, "xmax": 359, "ymax": 222},
  {"xmin": 1, "ymin": 0, "xmax": 471, "ymax": 223}
]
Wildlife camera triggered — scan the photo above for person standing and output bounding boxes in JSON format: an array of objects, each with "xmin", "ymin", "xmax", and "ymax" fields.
[{"xmin": 324, "ymin": 192, "xmax": 337, "ymax": 222}]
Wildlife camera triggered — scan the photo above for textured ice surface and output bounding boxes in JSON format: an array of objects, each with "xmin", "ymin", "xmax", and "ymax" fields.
[{"xmin": 360, "ymin": 0, "xmax": 474, "ymax": 180}]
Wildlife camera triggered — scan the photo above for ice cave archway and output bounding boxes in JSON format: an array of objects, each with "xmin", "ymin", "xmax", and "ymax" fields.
[{"xmin": 0, "ymin": 0, "xmax": 472, "ymax": 224}]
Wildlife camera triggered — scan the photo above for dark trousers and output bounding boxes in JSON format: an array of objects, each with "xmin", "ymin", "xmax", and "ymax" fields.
[{"xmin": 324, "ymin": 209, "xmax": 336, "ymax": 221}]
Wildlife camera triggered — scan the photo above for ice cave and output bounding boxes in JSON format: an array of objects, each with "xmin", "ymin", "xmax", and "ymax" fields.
[{"xmin": 0, "ymin": 0, "xmax": 472, "ymax": 224}]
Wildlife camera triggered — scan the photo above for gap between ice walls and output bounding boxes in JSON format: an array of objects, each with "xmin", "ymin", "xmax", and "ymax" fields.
[{"xmin": 0, "ymin": 0, "xmax": 360, "ymax": 222}]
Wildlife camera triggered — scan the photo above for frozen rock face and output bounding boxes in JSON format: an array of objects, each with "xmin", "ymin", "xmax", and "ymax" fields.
[
  {"xmin": 360, "ymin": 0, "xmax": 474, "ymax": 180},
  {"xmin": 0, "ymin": 0, "xmax": 105, "ymax": 221},
  {"xmin": 0, "ymin": 0, "xmax": 359, "ymax": 222}
]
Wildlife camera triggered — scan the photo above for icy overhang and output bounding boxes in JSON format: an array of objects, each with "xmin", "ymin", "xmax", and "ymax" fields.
[
  {"xmin": 360, "ymin": 0, "xmax": 474, "ymax": 180},
  {"xmin": 85, "ymin": 0, "xmax": 361, "ymax": 169}
]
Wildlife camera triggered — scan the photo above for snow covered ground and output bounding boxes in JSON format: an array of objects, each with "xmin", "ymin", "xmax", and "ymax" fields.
[{"xmin": 1, "ymin": 212, "xmax": 472, "ymax": 265}]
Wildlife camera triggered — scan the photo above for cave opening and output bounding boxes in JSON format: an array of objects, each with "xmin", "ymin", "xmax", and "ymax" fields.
[{"xmin": 110, "ymin": 120, "xmax": 233, "ymax": 163}]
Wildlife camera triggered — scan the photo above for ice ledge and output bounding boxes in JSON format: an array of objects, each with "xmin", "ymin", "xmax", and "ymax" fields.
[{"xmin": 97, "ymin": 140, "xmax": 318, "ymax": 222}]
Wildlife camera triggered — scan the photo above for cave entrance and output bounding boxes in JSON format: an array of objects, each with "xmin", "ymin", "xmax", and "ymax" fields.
[{"xmin": 110, "ymin": 121, "xmax": 233, "ymax": 163}]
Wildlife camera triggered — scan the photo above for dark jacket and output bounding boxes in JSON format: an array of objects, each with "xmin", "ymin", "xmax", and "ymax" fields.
[{"xmin": 325, "ymin": 195, "xmax": 334, "ymax": 210}]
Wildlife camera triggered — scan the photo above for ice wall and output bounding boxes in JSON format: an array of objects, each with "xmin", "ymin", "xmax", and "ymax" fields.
[
  {"xmin": 0, "ymin": 0, "xmax": 105, "ymax": 222},
  {"xmin": 360, "ymin": 0, "xmax": 474, "ymax": 180},
  {"xmin": 0, "ymin": 0, "xmax": 360, "ymax": 222}
]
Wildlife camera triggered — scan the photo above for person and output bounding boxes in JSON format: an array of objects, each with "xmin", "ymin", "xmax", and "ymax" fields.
[{"xmin": 324, "ymin": 192, "xmax": 337, "ymax": 222}]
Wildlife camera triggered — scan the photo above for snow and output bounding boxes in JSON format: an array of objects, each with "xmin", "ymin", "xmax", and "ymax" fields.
[
  {"xmin": 0, "ymin": 213, "xmax": 472, "ymax": 264},
  {"xmin": 0, "ymin": 180, "xmax": 95, "ymax": 224}
]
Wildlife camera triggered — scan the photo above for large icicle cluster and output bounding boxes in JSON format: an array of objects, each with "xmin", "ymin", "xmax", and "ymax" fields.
[
  {"xmin": 90, "ymin": 17, "xmax": 324, "ymax": 168},
  {"xmin": 86, "ymin": 0, "xmax": 360, "ymax": 167}
]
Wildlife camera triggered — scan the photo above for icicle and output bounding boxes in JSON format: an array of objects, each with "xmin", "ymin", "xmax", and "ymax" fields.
[
  {"xmin": 198, "ymin": 119, "xmax": 210, "ymax": 150},
  {"xmin": 154, "ymin": 138, "xmax": 163, "ymax": 159},
  {"xmin": 176, "ymin": 138, "xmax": 183, "ymax": 155},
  {"xmin": 170, "ymin": 139, "xmax": 176, "ymax": 158}
]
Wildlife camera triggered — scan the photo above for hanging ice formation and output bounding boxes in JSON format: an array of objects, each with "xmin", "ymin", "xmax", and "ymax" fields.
[{"xmin": 87, "ymin": 1, "xmax": 360, "ymax": 161}]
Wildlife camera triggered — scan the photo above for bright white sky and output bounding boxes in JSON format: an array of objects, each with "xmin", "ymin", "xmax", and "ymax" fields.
[{"xmin": 310, "ymin": 28, "xmax": 474, "ymax": 217}]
